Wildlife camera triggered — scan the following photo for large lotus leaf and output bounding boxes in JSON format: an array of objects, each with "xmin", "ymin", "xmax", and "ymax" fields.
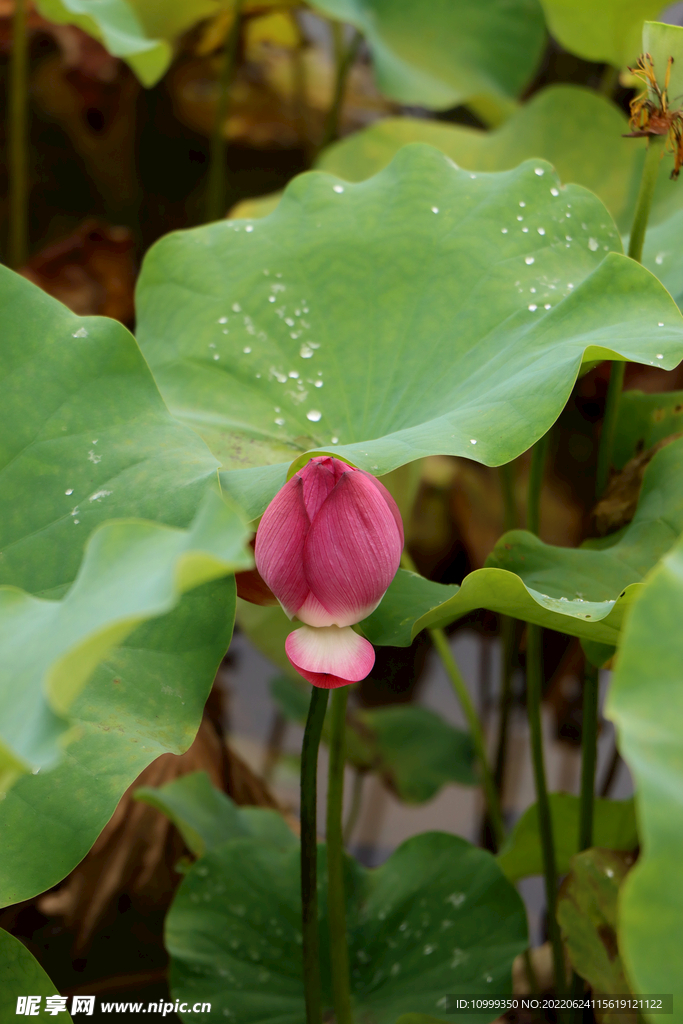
[
  {"xmin": 0, "ymin": 929, "xmax": 72, "ymax": 1021},
  {"xmin": 167, "ymin": 832, "xmax": 527, "ymax": 1023},
  {"xmin": 0, "ymin": 574, "xmax": 235, "ymax": 906},
  {"xmin": 0, "ymin": 266, "xmax": 220, "ymax": 596},
  {"xmin": 35, "ymin": 0, "xmax": 171, "ymax": 86},
  {"xmin": 362, "ymin": 436, "xmax": 683, "ymax": 647},
  {"xmin": 606, "ymin": 534, "xmax": 683, "ymax": 1018},
  {"xmin": 612, "ymin": 388, "xmax": 683, "ymax": 470},
  {"xmin": 135, "ymin": 146, "xmax": 683, "ymax": 522},
  {"xmin": 307, "ymin": 0, "xmax": 544, "ymax": 112},
  {"xmin": 0, "ymin": 490, "xmax": 250, "ymax": 790},
  {"xmin": 497, "ymin": 795, "xmax": 637, "ymax": 882},
  {"xmin": 557, "ymin": 849, "xmax": 635, "ymax": 1018},
  {"xmin": 537, "ymin": 0, "xmax": 663, "ymax": 67},
  {"xmin": 641, "ymin": 206, "xmax": 683, "ymax": 310},
  {"xmin": 317, "ymin": 87, "xmax": 646, "ymax": 234}
]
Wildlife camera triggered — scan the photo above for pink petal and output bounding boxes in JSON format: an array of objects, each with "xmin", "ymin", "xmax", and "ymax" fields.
[
  {"xmin": 361, "ymin": 471, "xmax": 405, "ymax": 549},
  {"xmin": 303, "ymin": 470, "xmax": 403, "ymax": 626},
  {"xmin": 298, "ymin": 457, "xmax": 338, "ymax": 521},
  {"xmin": 285, "ymin": 625, "xmax": 375, "ymax": 689},
  {"xmin": 254, "ymin": 475, "xmax": 310, "ymax": 618},
  {"xmin": 296, "ymin": 590, "xmax": 337, "ymax": 627}
]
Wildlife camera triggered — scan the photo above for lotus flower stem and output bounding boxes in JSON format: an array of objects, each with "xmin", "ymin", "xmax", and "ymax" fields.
[
  {"xmin": 526, "ymin": 434, "xmax": 565, "ymax": 995},
  {"xmin": 597, "ymin": 134, "xmax": 666, "ymax": 495},
  {"xmin": 300, "ymin": 685, "xmax": 330, "ymax": 1024},
  {"xmin": 578, "ymin": 662, "xmax": 600, "ymax": 851},
  {"xmin": 9, "ymin": 0, "xmax": 28, "ymax": 269},
  {"xmin": 343, "ymin": 768, "xmax": 365, "ymax": 844},
  {"xmin": 205, "ymin": 0, "xmax": 245, "ymax": 223},
  {"xmin": 326, "ymin": 687, "xmax": 354, "ymax": 1024}
]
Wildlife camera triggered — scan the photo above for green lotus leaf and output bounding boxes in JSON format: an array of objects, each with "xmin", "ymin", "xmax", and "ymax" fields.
[
  {"xmin": 0, "ymin": 489, "xmax": 250, "ymax": 790},
  {"xmin": 0, "ymin": 930, "xmax": 72, "ymax": 1022},
  {"xmin": 167, "ymin": 832, "xmax": 527, "ymax": 1023},
  {"xmin": 643, "ymin": 21, "xmax": 683, "ymax": 103},
  {"xmin": 307, "ymin": 0, "xmax": 545, "ymax": 113},
  {"xmin": 606, "ymin": 534, "xmax": 683, "ymax": 1019},
  {"xmin": 362, "ymin": 436, "xmax": 683, "ymax": 647},
  {"xmin": 557, "ymin": 849, "xmax": 635, "ymax": 1010},
  {"xmin": 135, "ymin": 146, "xmax": 683, "ymax": 521},
  {"xmin": 497, "ymin": 795, "xmax": 637, "ymax": 882},
  {"xmin": 641, "ymin": 207, "xmax": 683, "ymax": 310},
  {"xmin": 135, "ymin": 770, "xmax": 295, "ymax": 857},
  {"xmin": 612, "ymin": 388, "xmax": 683, "ymax": 470},
  {"xmin": 537, "ymin": 0, "xmax": 663, "ymax": 68}
]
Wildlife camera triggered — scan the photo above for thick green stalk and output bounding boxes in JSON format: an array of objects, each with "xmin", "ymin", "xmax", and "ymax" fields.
[
  {"xmin": 343, "ymin": 768, "xmax": 365, "ymax": 844},
  {"xmin": 400, "ymin": 552, "xmax": 505, "ymax": 849},
  {"xmin": 301, "ymin": 686, "xmax": 330, "ymax": 1024},
  {"xmin": 319, "ymin": 24, "xmax": 361, "ymax": 151},
  {"xmin": 9, "ymin": 0, "xmax": 28, "ymax": 268},
  {"xmin": 578, "ymin": 662, "xmax": 599, "ymax": 851},
  {"xmin": 525, "ymin": 434, "xmax": 565, "ymax": 994},
  {"xmin": 527, "ymin": 624, "xmax": 565, "ymax": 995},
  {"xmin": 326, "ymin": 688, "xmax": 354, "ymax": 1024},
  {"xmin": 596, "ymin": 134, "xmax": 666, "ymax": 494},
  {"xmin": 205, "ymin": 1, "xmax": 244, "ymax": 223}
]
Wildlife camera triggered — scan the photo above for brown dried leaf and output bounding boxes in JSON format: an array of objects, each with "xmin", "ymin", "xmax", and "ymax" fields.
[{"xmin": 593, "ymin": 433, "xmax": 683, "ymax": 535}]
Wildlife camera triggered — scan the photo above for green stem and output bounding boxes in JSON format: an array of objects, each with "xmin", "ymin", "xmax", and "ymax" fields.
[
  {"xmin": 578, "ymin": 662, "xmax": 599, "ymax": 851},
  {"xmin": 9, "ymin": 0, "xmax": 28, "ymax": 268},
  {"xmin": 300, "ymin": 686, "xmax": 330, "ymax": 1024},
  {"xmin": 499, "ymin": 461, "xmax": 518, "ymax": 532},
  {"xmin": 527, "ymin": 624, "xmax": 565, "ymax": 996},
  {"xmin": 319, "ymin": 24, "xmax": 361, "ymax": 152},
  {"xmin": 594, "ymin": 135, "xmax": 664, "ymax": 495},
  {"xmin": 401, "ymin": 552, "xmax": 505, "ymax": 850},
  {"xmin": 343, "ymin": 768, "xmax": 365, "ymax": 844},
  {"xmin": 205, "ymin": 1, "xmax": 244, "ymax": 223},
  {"xmin": 493, "ymin": 615, "xmax": 518, "ymax": 798},
  {"xmin": 326, "ymin": 688, "xmax": 354, "ymax": 1024},
  {"xmin": 526, "ymin": 433, "xmax": 549, "ymax": 536},
  {"xmin": 525, "ymin": 434, "xmax": 564, "ymax": 995}
]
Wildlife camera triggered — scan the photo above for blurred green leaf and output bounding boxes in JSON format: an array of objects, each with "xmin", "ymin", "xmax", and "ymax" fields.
[
  {"xmin": 307, "ymin": 0, "xmax": 545, "ymax": 112},
  {"xmin": 135, "ymin": 770, "xmax": 295, "ymax": 857},
  {"xmin": 135, "ymin": 146, "xmax": 683, "ymax": 522},
  {"xmin": 612, "ymin": 389, "xmax": 683, "ymax": 470},
  {"xmin": 167, "ymin": 832, "xmax": 527, "ymax": 1022},
  {"xmin": 497, "ymin": 795, "xmax": 638, "ymax": 882},
  {"xmin": 537, "ymin": 0, "xmax": 663, "ymax": 67},
  {"xmin": 0, "ymin": 930, "xmax": 71, "ymax": 1021},
  {"xmin": 557, "ymin": 849, "xmax": 635, "ymax": 1022},
  {"xmin": 363, "ymin": 437, "xmax": 683, "ymax": 646},
  {"xmin": 606, "ymin": 534, "xmax": 683, "ymax": 1018}
]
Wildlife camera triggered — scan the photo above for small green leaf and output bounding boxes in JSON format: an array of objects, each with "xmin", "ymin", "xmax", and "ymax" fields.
[
  {"xmin": 308, "ymin": 0, "xmax": 545, "ymax": 111},
  {"xmin": 135, "ymin": 770, "xmax": 295, "ymax": 856},
  {"xmin": 0, "ymin": 930, "xmax": 72, "ymax": 1021},
  {"xmin": 557, "ymin": 849, "xmax": 635, "ymax": 1020},
  {"xmin": 360, "ymin": 705, "xmax": 477, "ymax": 801},
  {"xmin": 606, "ymin": 533, "xmax": 683, "ymax": 1017},
  {"xmin": 538, "ymin": 0, "xmax": 663, "ymax": 68},
  {"xmin": 363, "ymin": 436, "xmax": 683, "ymax": 647},
  {"xmin": 167, "ymin": 832, "xmax": 528, "ymax": 1022},
  {"xmin": 497, "ymin": 795, "xmax": 638, "ymax": 882},
  {"xmin": 612, "ymin": 389, "xmax": 683, "ymax": 470},
  {"xmin": 135, "ymin": 146, "xmax": 683, "ymax": 521}
]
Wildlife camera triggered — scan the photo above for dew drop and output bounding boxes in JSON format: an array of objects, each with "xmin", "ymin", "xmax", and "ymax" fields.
[
  {"xmin": 424, "ymin": 945, "xmax": 436, "ymax": 955},
  {"xmin": 550, "ymin": 187, "xmax": 559, "ymax": 196},
  {"xmin": 268, "ymin": 296, "xmax": 276, "ymax": 303},
  {"xmin": 243, "ymin": 346, "xmax": 252, "ymax": 354},
  {"xmin": 232, "ymin": 303, "xmax": 241, "ymax": 313},
  {"xmin": 525, "ymin": 256, "xmax": 535, "ymax": 265},
  {"xmin": 213, "ymin": 354, "xmax": 220, "ymax": 360},
  {"xmin": 73, "ymin": 519, "xmax": 79, "ymax": 524},
  {"xmin": 72, "ymin": 327, "xmax": 88, "ymax": 338},
  {"xmin": 656, "ymin": 252, "xmax": 665, "ymax": 265},
  {"xmin": 245, "ymin": 224, "xmax": 254, "ymax": 232},
  {"xmin": 300, "ymin": 344, "xmax": 314, "ymax": 358},
  {"xmin": 501, "ymin": 228, "xmax": 508, "ymax": 234},
  {"xmin": 657, "ymin": 354, "xmax": 664, "ymax": 359},
  {"xmin": 658, "ymin": 322, "xmax": 664, "ymax": 327},
  {"xmin": 588, "ymin": 237, "xmax": 599, "ymax": 251},
  {"xmin": 470, "ymin": 439, "xmax": 477, "ymax": 445},
  {"xmin": 535, "ymin": 167, "xmax": 545, "ymax": 176},
  {"xmin": 65, "ymin": 488, "xmax": 73, "ymax": 495},
  {"xmin": 565, "ymin": 235, "xmax": 572, "ymax": 241},
  {"xmin": 218, "ymin": 316, "xmax": 228, "ymax": 324},
  {"xmin": 544, "ymin": 303, "xmax": 551, "ymax": 309},
  {"xmin": 528, "ymin": 304, "xmax": 538, "ymax": 311},
  {"xmin": 306, "ymin": 409, "xmax": 322, "ymax": 422},
  {"xmin": 333, "ymin": 185, "xmax": 344, "ymax": 194},
  {"xmin": 314, "ymin": 380, "xmax": 323, "ymax": 387},
  {"xmin": 331, "ymin": 436, "xmax": 339, "ymax": 444},
  {"xmin": 519, "ymin": 201, "xmax": 526, "ymax": 207},
  {"xmin": 431, "ymin": 206, "xmax": 439, "ymax": 213},
  {"xmin": 537, "ymin": 227, "xmax": 545, "ymax": 235},
  {"xmin": 517, "ymin": 215, "xmax": 524, "ymax": 222},
  {"xmin": 522, "ymin": 227, "xmax": 529, "ymax": 233}
]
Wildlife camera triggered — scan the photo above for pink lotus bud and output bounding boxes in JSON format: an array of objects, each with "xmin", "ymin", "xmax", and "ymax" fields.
[{"xmin": 254, "ymin": 456, "xmax": 403, "ymax": 688}]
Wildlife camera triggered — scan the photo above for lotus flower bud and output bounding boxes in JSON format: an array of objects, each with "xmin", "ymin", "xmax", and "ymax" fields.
[{"xmin": 255, "ymin": 456, "xmax": 403, "ymax": 688}]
